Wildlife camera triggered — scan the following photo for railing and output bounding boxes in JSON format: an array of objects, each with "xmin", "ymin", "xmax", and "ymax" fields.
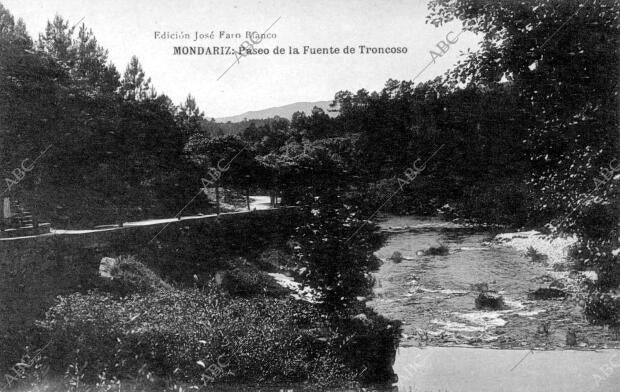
[{"xmin": 0, "ymin": 198, "xmax": 49, "ymax": 238}]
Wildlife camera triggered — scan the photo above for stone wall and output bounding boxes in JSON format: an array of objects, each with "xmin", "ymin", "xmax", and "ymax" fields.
[{"xmin": 0, "ymin": 208, "xmax": 301, "ymax": 340}]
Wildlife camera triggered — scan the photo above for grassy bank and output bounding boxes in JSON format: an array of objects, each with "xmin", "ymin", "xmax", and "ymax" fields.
[{"xmin": 2, "ymin": 257, "xmax": 400, "ymax": 391}]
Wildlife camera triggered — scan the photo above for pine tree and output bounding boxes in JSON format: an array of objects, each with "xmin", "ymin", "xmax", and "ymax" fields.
[
  {"xmin": 120, "ymin": 55, "xmax": 155, "ymax": 101},
  {"xmin": 176, "ymin": 94, "xmax": 205, "ymax": 142}
]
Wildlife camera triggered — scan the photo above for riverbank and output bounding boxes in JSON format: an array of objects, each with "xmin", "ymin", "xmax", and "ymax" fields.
[
  {"xmin": 1, "ymin": 197, "xmax": 401, "ymax": 392},
  {"xmin": 492, "ymin": 229, "xmax": 618, "ymax": 349},
  {"xmin": 2, "ymin": 252, "xmax": 400, "ymax": 392}
]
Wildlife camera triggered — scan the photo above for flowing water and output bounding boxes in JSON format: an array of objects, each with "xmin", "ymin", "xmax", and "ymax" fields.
[
  {"xmin": 369, "ymin": 215, "xmax": 550, "ymax": 345},
  {"xmin": 366, "ymin": 215, "xmax": 620, "ymax": 392},
  {"xmin": 244, "ymin": 214, "xmax": 619, "ymax": 392}
]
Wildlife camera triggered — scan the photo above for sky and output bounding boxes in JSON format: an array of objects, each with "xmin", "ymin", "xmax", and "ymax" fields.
[{"xmin": 2, "ymin": 0, "xmax": 480, "ymax": 118}]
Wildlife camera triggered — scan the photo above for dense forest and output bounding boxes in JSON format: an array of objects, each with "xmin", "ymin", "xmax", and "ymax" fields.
[{"xmin": 0, "ymin": 0, "xmax": 618, "ymax": 337}]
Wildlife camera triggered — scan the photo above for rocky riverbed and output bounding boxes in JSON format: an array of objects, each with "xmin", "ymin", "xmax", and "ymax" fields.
[{"xmin": 368, "ymin": 215, "xmax": 620, "ymax": 350}]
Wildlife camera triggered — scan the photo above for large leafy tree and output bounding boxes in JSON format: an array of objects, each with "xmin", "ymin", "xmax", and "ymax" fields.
[
  {"xmin": 426, "ymin": 0, "xmax": 619, "ymax": 215},
  {"xmin": 427, "ymin": 0, "xmax": 619, "ymax": 324},
  {"xmin": 292, "ymin": 188, "xmax": 384, "ymax": 310},
  {"xmin": 241, "ymin": 117, "xmax": 290, "ymax": 155},
  {"xmin": 185, "ymin": 135, "xmax": 264, "ymax": 195}
]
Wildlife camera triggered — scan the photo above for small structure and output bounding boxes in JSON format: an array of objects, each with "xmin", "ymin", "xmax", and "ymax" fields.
[{"xmin": 0, "ymin": 197, "xmax": 51, "ymax": 237}]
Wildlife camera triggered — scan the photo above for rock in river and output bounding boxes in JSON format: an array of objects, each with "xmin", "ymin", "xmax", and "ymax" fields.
[
  {"xmin": 475, "ymin": 292, "xmax": 505, "ymax": 310},
  {"xmin": 390, "ymin": 251, "xmax": 403, "ymax": 263},
  {"xmin": 528, "ymin": 287, "xmax": 567, "ymax": 300}
]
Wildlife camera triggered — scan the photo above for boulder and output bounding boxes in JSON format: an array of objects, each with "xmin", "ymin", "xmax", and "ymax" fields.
[
  {"xmin": 351, "ymin": 313, "xmax": 373, "ymax": 327},
  {"xmin": 421, "ymin": 245, "xmax": 449, "ymax": 256},
  {"xmin": 98, "ymin": 256, "xmax": 171, "ymax": 295},
  {"xmin": 528, "ymin": 288, "xmax": 567, "ymax": 300},
  {"xmin": 99, "ymin": 257, "xmax": 117, "ymax": 279},
  {"xmin": 475, "ymin": 292, "xmax": 505, "ymax": 310},
  {"xmin": 549, "ymin": 280, "xmax": 566, "ymax": 290},
  {"xmin": 390, "ymin": 251, "xmax": 403, "ymax": 263},
  {"xmin": 566, "ymin": 329, "xmax": 577, "ymax": 346},
  {"xmin": 214, "ymin": 270, "xmax": 226, "ymax": 286},
  {"xmin": 536, "ymin": 321, "xmax": 551, "ymax": 335}
]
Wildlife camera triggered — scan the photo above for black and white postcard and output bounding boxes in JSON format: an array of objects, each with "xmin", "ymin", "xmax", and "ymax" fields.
[{"xmin": 0, "ymin": 1, "xmax": 618, "ymax": 391}]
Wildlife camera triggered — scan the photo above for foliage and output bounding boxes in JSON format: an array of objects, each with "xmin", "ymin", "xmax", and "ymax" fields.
[
  {"xmin": 290, "ymin": 107, "xmax": 338, "ymax": 140},
  {"xmin": 291, "ymin": 188, "xmax": 384, "ymax": 310},
  {"xmin": 241, "ymin": 117, "xmax": 290, "ymax": 155},
  {"xmin": 175, "ymin": 94, "xmax": 206, "ymax": 143},
  {"xmin": 134, "ymin": 208, "xmax": 303, "ymax": 285},
  {"xmin": 256, "ymin": 249, "xmax": 296, "ymax": 272},
  {"xmin": 427, "ymin": 0, "xmax": 620, "ymax": 325},
  {"xmin": 220, "ymin": 267, "xmax": 289, "ymax": 298},
  {"xmin": 256, "ymin": 136, "xmax": 357, "ymax": 207},
  {"xmin": 456, "ymin": 181, "xmax": 538, "ymax": 227},
  {"xmin": 331, "ymin": 305, "xmax": 402, "ymax": 384},
  {"xmin": 97, "ymin": 255, "xmax": 172, "ymax": 297},
  {"xmin": 35, "ymin": 288, "xmax": 361, "ymax": 387},
  {"xmin": 120, "ymin": 55, "xmax": 155, "ymax": 101},
  {"xmin": 584, "ymin": 292, "xmax": 620, "ymax": 327},
  {"xmin": 315, "ymin": 79, "xmax": 535, "ymax": 226},
  {"xmin": 0, "ymin": 6, "xmax": 203, "ymax": 228},
  {"xmin": 184, "ymin": 135, "xmax": 267, "ymax": 191}
]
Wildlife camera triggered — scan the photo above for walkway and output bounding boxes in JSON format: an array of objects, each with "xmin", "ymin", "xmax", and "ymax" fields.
[{"xmin": 1, "ymin": 196, "xmax": 279, "ymax": 240}]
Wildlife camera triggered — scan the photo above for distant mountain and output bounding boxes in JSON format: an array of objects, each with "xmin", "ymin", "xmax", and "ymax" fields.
[{"xmin": 214, "ymin": 100, "xmax": 336, "ymax": 123}]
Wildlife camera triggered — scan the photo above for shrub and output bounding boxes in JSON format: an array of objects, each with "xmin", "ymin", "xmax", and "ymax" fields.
[
  {"xmin": 98, "ymin": 256, "xmax": 172, "ymax": 296},
  {"xmin": 35, "ymin": 288, "xmax": 359, "ymax": 387},
  {"xmin": 131, "ymin": 208, "xmax": 303, "ymax": 285},
  {"xmin": 220, "ymin": 267, "xmax": 289, "ymax": 298},
  {"xmin": 551, "ymin": 177, "xmax": 619, "ymax": 326},
  {"xmin": 566, "ymin": 244, "xmax": 587, "ymax": 270},
  {"xmin": 584, "ymin": 292, "xmax": 619, "ymax": 327},
  {"xmin": 333, "ymin": 306, "xmax": 402, "ymax": 384},
  {"xmin": 455, "ymin": 181, "xmax": 536, "ymax": 227},
  {"xmin": 292, "ymin": 189, "xmax": 384, "ymax": 310},
  {"xmin": 255, "ymin": 249, "xmax": 295, "ymax": 272}
]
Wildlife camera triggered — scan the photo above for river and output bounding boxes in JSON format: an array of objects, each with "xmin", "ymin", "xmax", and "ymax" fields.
[
  {"xmin": 212, "ymin": 214, "xmax": 619, "ymax": 392},
  {"xmin": 368, "ymin": 214, "xmax": 620, "ymax": 392}
]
